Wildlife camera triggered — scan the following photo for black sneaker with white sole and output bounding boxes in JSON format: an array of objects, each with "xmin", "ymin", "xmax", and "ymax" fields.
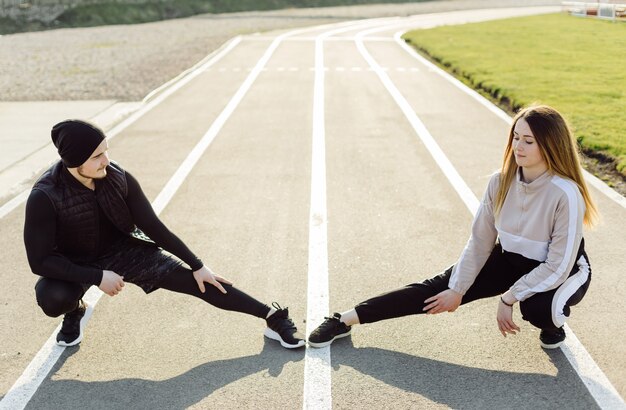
[
  {"xmin": 308, "ymin": 313, "xmax": 352, "ymax": 348},
  {"xmin": 264, "ymin": 302, "xmax": 305, "ymax": 349},
  {"xmin": 56, "ymin": 300, "xmax": 89, "ymax": 347},
  {"xmin": 540, "ymin": 327, "xmax": 566, "ymax": 349}
]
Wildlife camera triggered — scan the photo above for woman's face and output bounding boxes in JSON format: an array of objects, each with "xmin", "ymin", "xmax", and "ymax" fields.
[{"xmin": 512, "ymin": 118, "xmax": 546, "ymax": 171}]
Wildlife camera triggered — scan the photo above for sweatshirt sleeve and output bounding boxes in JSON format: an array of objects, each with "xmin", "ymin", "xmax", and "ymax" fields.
[
  {"xmin": 509, "ymin": 181, "xmax": 585, "ymax": 301},
  {"xmin": 448, "ymin": 174, "xmax": 500, "ymax": 295},
  {"xmin": 125, "ymin": 171, "xmax": 203, "ymax": 271},
  {"xmin": 23, "ymin": 189, "xmax": 103, "ymax": 285}
]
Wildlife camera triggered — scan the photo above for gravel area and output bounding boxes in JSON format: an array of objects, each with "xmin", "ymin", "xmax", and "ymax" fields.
[{"xmin": 0, "ymin": 0, "xmax": 560, "ymax": 101}]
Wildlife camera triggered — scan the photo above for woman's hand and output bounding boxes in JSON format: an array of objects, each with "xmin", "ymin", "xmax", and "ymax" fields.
[
  {"xmin": 497, "ymin": 293, "xmax": 520, "ymax": 337},
  {"xmin": 192, "ymin": 265, "xmax": 233, "ymax": 294},
  {"xmin": 424, "ymin": 289, "xmax": 462, "ymax": 314}
]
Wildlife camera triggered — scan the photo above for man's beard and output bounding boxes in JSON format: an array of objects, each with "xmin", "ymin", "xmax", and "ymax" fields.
[{"xmin": 77, "ymin": 166, "xmax": 107, "ymax": 180}]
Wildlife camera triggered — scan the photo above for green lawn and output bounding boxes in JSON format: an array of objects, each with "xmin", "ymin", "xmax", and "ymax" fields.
[{"xmin": 402, "ymin": 13, "xmax": 626, "ymax": 175}]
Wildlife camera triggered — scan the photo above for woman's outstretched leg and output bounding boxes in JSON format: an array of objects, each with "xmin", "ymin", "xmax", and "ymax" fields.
[{"xmin": 308, "ymin": 245, "xmax": 518, "ymax": 347}]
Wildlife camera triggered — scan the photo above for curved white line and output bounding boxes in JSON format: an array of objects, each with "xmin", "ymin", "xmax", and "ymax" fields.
[
  {"xmin": 355, "ymin": 17, "xmax": 624, "ymax": 409},
  {"xmin": 393, "ymin": 31, "xmax": 626, "ymax": 211}
]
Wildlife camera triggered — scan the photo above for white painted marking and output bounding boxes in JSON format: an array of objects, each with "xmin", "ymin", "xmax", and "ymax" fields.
[
  {"xmin": 233, "ymin": 67, "xmax": 241, "ymax": 72},
  {"xmin": 336, "ymin": 67, "xmax": 345, "ymax": 72},
  {"xmin": 151, "ymin": 25, "xmax": 316, "ymax": 216},
  {"xmin": 357, "ymin": 21, "xmax": 624, "ymax": 409},
  {"xmin": 561, "ymin": 326, "xmax": 626, "ymax": 409},
  {"xmin": 0, "ymin": 189, "xmax": 28, "ymax": 219},
  {"xmin": 356, "ymin": 28, "xmax": 480, "ymax": 215},
  {"xmin": 242, "ymin": 36, "xmax": 395, "ymax": 42},
  {"xmin": 0, "ymin": 287, "xmax": 101, "ymax": 410},
  {"xmin": 304, "ymin": 25, "xmax": 332, "ymax": 410},
  {"xmin": 393, "ymin": 31, "xmax": 626, "ymax": 210},
  {"xmin": 277, "ymin": 67, "xmax": 286, "ymax": 71},
  {"xmin": 351, "ymin": 67, "xmax": 362, "ymax": 72},
  {"xmin": 0, "ymin": 36, "xmax": 242, "ymax": 221},
  {"xmin": 289, "ymin": 67, "xmax": 299, "ymax": 72},
  {"xmin": 218, "ymin": 67, "xmax": 227, "ymax": 72},
  {"xmin": 396, "ymin": 67, "xmax": 407, "ymax": 72},
  {"xmin": 302, "ymin": 17, "xmax": 402, "ymax": 410}
]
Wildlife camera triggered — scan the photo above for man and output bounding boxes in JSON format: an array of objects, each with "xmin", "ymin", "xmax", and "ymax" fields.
[{"xmin": 24, "ymin": 119, "xmax": 304, "ymax": 349}]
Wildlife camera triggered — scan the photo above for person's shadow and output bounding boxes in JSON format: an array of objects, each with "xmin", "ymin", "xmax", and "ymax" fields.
[
  {"xmin": 23, "ymin": 340, "xmax": 302, "ymax": 409},
  {"xmin": 330, "ymin": 338, "xmax": 602, "ymax": 409},
  {"xmin": 14, "ymin": 338, "xmax": 605, "ymax": 409}
]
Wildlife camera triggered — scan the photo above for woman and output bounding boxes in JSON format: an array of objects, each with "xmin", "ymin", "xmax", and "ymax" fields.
[{"xmin": 308, "ymin": 105, "xmax": 599, "ymax": 349}]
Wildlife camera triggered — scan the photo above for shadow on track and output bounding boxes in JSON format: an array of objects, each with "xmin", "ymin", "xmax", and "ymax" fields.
[
  {"xmin": 330, "ymin": 339, "xmax": 601, "ymax": 409},
  {"xmin": 24, "ymin": 340, "xmax": 302, "ymax": 409}
]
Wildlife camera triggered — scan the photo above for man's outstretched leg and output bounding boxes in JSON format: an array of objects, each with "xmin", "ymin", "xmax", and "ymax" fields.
[{"xmin": 155, "ymin": 266, "xmax": 305, "ymax": 349}]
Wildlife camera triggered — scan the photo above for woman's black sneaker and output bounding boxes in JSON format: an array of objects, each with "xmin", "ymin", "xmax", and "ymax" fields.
[
  {"xmin": 56, "ymin": 300, "xmax": 89, "ymax": 347},
  {"xmin": 308, "ymin": 313, "xmax": 352, "ymax": 348},
  {"xmin": 264, "ymin": 303, "xmax": 305, "ymax": 349},
  {"xmin": 540, "ymin": 327, "xmax": 566, "ymax": 349}
]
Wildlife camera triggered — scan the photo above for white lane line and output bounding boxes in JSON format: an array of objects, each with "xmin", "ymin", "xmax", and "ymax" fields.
[
  {"xmin": 0, "ymin": 21, "xmax": 328, "ymax": 410},
  {"xmin": 0, "ymin": 36, "xmax": 242, "ymax": 221},
  {"xmin": 0, "ymin": 189, "xmax": 29, "ymax": 219},
  {"xmin": 302, "ymin": 16, "xmax": 401, "ymax": 410},
  {"xmin": 392, "ymin": 30, "xmax": 626, "ymax": 408},
  {"xmin": 242, "ymin": 36, "xmax": 395, "ymax": 42},
  {"xmin": 0, "ymin": 287, "xmax": 102, "ymax": 410},
  {"xmin": 357, "ymin": 21, "xmax": 625, "ymax": 410},
  {"xmin": 151, "ymin": 24, "xmax": 320, "ymax": 215},
  {"xmin": 392, "ymin": 31, "xmax": 626, "ymax": 211},
  {"xmin": 355, "ymin": 27, "xmax": 480, "ymax": 215}
]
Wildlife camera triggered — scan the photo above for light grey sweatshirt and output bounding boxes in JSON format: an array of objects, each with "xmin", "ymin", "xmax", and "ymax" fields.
[{"xmin": 448, "ymin": 169, "xmax": 586, "ymax": 301}]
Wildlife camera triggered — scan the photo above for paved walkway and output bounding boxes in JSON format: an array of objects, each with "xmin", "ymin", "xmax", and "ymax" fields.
[{"xmin": 1, "ymin": 6, "xmax": 624, "ymax": 410}]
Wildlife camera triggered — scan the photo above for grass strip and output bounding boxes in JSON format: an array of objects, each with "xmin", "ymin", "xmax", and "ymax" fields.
[{"xmin": 402, "ymin": 13, "xmax": 626, "ymax": 176}]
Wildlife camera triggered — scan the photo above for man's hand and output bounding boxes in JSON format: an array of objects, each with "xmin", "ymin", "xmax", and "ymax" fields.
[
  {"xmin": 193, "ymin": 265, "xmax": 233, "ymax": 294},
  {"xmin": 423, "ymin": 289, "xmax": 462, "ymax": 314},
  {"xmin": 497, "ymin": 292, "xmax": 520, "ymax": 337},
  {"xmin": 99, "ymin": 270, "xmax": 124, "ymax": 296}
]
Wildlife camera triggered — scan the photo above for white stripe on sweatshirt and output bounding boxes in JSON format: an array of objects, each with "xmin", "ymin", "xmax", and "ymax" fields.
[{"xmin": 448, "ymin": 169, "xmax": 585, "ymax": 301}]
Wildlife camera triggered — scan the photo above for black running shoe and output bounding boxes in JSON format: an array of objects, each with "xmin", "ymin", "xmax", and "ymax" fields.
[
  {"xmin": 56, "ymin": 300, "xmax": 89, "ymax": 347},
  {"xmin": 264, "ymin": 303, "xmax": 305, "ymax": 349},
  {"xmin": 308, "ymin": 313, "xmax": 352, "ymax": 348},
  {"xmin": 540, "ymin": 327, "xmax": 566, "ymax": 349}
]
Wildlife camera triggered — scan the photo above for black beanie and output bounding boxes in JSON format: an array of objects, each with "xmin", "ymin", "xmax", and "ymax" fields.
[{"xmin": 51, "ymin": 120, "xmax": 106, "ymax": 168}]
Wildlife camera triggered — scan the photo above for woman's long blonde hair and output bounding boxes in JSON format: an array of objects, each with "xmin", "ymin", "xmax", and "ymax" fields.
[{"xmin": 494, "ymin": 105, "xmax": 599, "ymax": 227}]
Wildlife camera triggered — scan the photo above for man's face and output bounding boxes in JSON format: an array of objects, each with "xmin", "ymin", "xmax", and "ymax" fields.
[{"xmin": 77, "ymin": 139, "xmax": 110, "ymax": 180}]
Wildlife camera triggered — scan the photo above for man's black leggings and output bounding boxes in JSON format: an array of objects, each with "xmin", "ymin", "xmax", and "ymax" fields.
[
  {"xmin": 35, "ymin": 266, "xmax": 270, "ymax": 319},
  {"xmin": 354, "ymin": 243, "xmax": 591, "ymax": 330}
]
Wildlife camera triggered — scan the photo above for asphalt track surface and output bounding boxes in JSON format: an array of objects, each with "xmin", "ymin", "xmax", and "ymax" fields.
[{"xmin": 1, "ymin": 6, "xmax": 625, "ymax": 410}]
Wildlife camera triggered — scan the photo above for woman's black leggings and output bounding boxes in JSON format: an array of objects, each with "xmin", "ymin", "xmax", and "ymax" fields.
[
  {"xmin": 35, "ymin": 266, "xmax": 270, "ymax": 319},
  {"xmin": 355, "ymin": 243, "xmax": 591, "ymax": 330}
]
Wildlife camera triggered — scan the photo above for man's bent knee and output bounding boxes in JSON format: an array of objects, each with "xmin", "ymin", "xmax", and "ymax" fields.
[{"xmin": 35, "ymin": 278, "xmax": 87, "ymax": 317}]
